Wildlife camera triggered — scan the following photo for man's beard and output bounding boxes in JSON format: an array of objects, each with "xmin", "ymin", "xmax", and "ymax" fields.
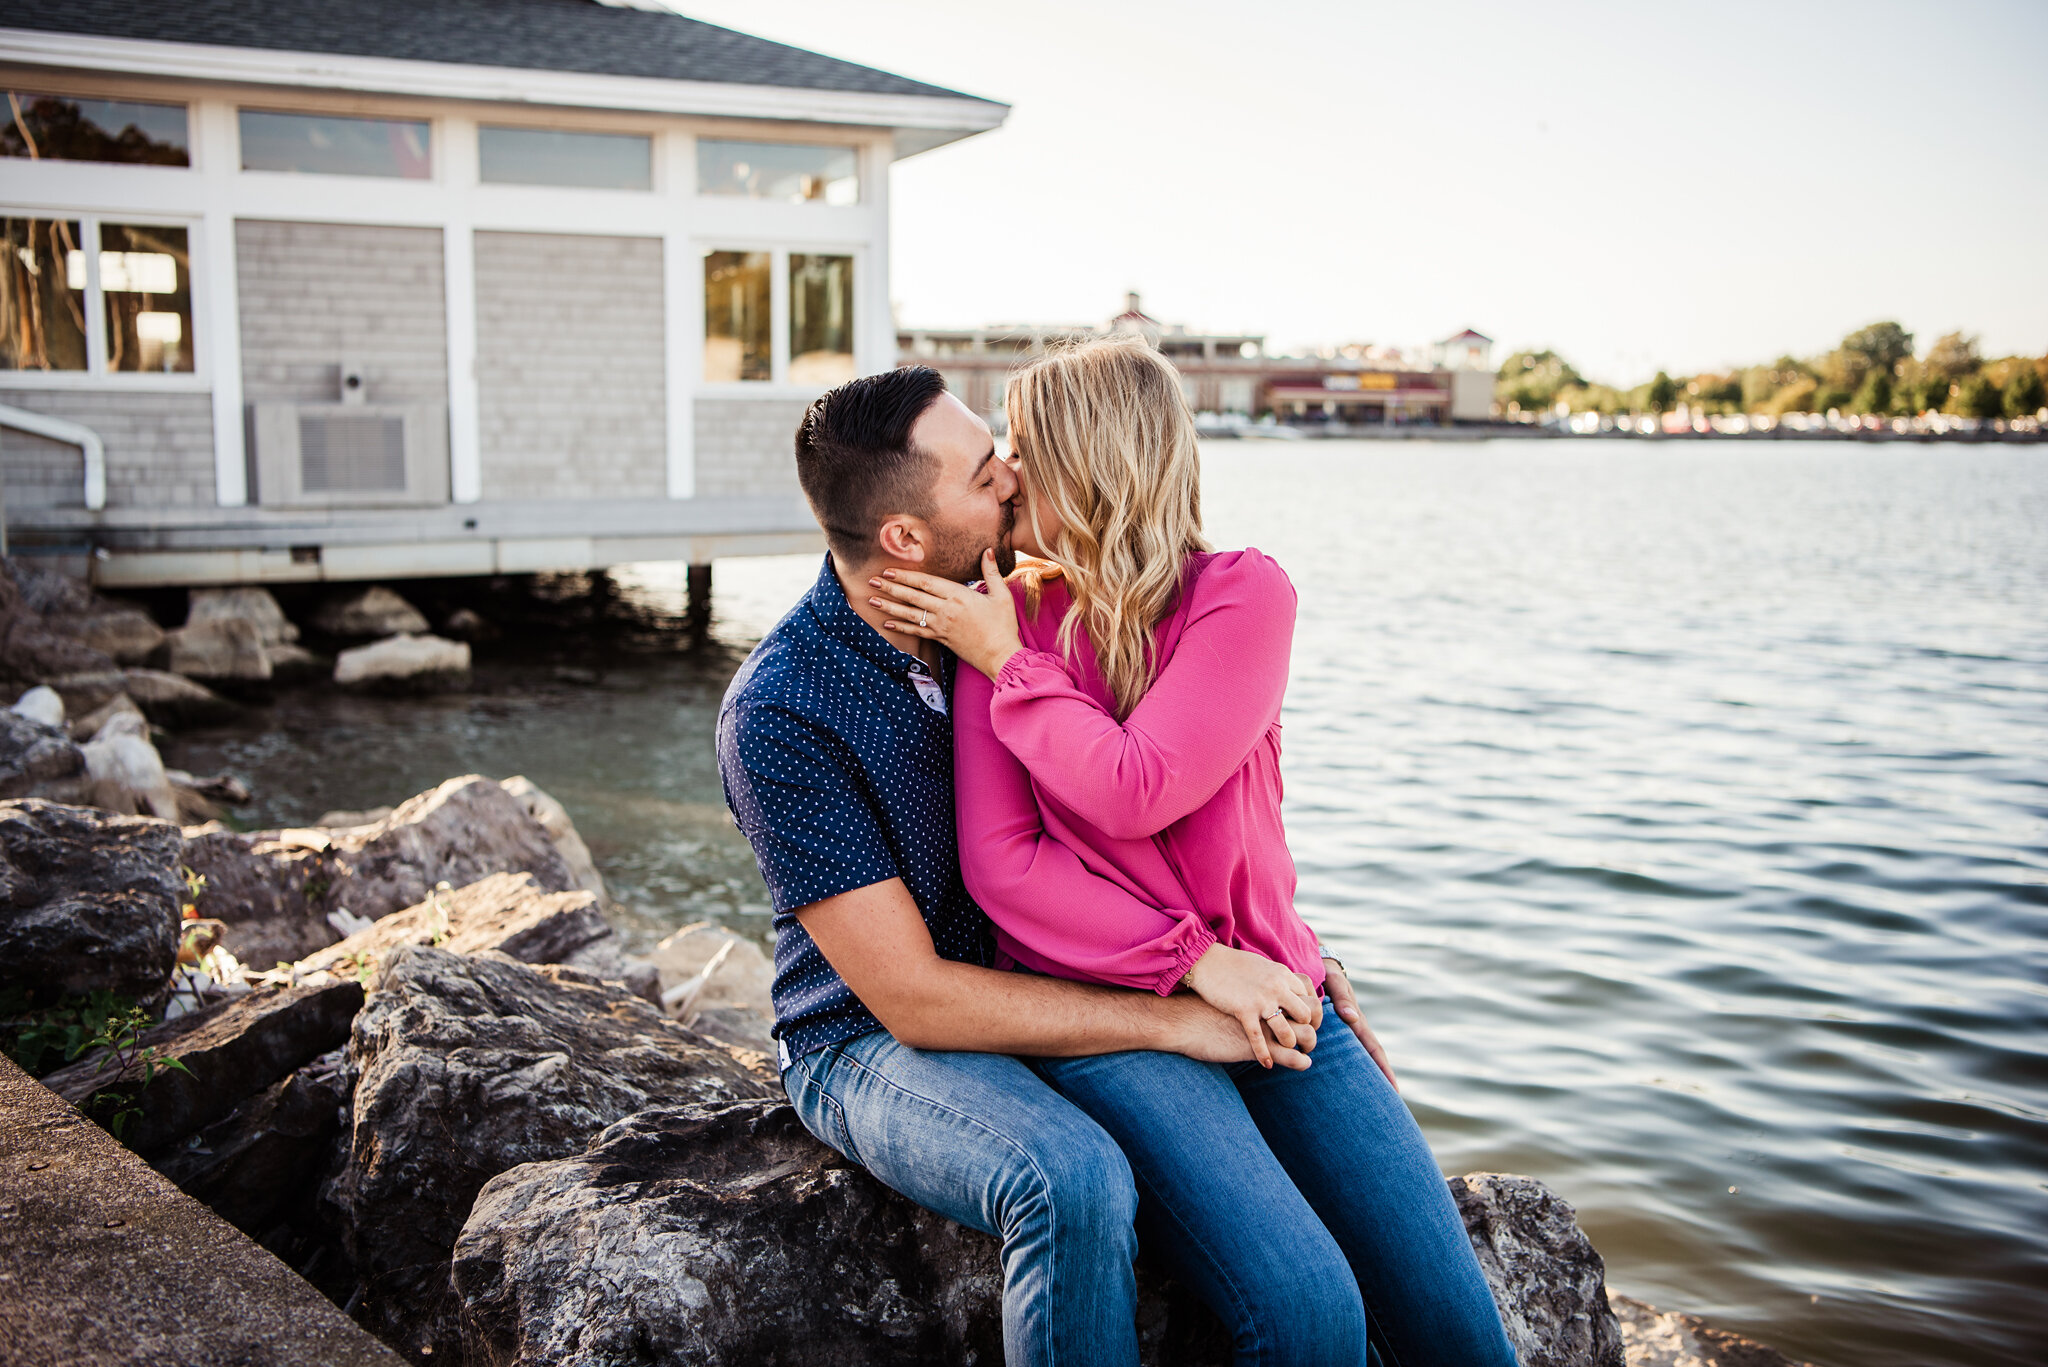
[{"xmin": 931, "ymin": 500, "xmax": 1017, "ymax": 583}]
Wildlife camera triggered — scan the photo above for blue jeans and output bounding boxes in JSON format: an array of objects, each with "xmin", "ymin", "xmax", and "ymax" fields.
[
  {"xmin": 783, "ymin": 1028, "xmax": 1142, "ymax": 1367},
  {"xmin": 1034, "ymin": 1023, "xmax": 1518, "ymax": 1367}
]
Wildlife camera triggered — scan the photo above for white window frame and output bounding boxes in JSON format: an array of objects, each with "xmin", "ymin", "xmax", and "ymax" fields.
[
  {"xmin": 691, "ymin": 135, "xmax": 866, "ymax": 207},
  {"xmin": 0, "ymin": 209, "xmax": 208, "ymax": 392},
  {"xmin": 695, "ymin": 241, "xmax": 866, "ymax": 396}
]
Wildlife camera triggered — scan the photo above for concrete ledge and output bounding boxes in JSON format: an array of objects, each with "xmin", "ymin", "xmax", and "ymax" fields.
[{"xmin": 0, "ymin": 1054, "xmax": 404, "ymax": 1367}]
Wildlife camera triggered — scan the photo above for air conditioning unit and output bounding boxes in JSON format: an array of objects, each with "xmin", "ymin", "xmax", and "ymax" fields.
[{"xmin": 249, "ymin": 402, "xmax": 450, "ymax": 507}]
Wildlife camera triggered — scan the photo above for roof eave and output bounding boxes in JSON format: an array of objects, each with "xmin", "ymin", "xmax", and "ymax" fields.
[{"xmin": 0, "ymin": 27, "xmax": 1009, "ymax": 155}]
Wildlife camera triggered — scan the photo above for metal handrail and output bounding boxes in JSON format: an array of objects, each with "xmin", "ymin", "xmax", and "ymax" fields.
[{"xmin": 0, "ymin": 402, "xmax": 108, "ymax": 523}]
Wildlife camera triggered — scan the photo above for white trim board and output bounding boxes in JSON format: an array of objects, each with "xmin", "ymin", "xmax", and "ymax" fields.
[{"xmin": 0, "ymin": 28, "xmax": 1007, "ymax": 153}]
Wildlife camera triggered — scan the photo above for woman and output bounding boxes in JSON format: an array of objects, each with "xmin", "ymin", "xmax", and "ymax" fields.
[{"xmin": 865, "ymin": 337, "xmax": 1516, "ymax": 1367}]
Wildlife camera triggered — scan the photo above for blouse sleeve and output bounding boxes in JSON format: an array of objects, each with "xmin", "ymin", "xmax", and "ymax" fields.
[
  {"xmin": 954, "ymin": 659, "xmax": 1215, "ymax": 996},
  {"xmin": 987, "ymin": 551, "xmax": 1296, "ymax": 841}
]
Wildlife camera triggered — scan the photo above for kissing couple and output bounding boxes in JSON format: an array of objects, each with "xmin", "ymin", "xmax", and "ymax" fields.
[{"xmin": 718, "ymin": 338, "xmax": 1516, "ymax": 1366}]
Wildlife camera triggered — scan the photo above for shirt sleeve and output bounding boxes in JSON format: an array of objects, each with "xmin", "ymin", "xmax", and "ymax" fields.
[
  {"xmin": 954, "ymin": 661, "xmax": 1216, "ymax": 995},
  {"xmin": 987, "ymin": 550, "xmax": 1297, "ymax": 841},
  {"xmin": 718, "ymin": 699, "xmax": 899, "ymax": 915}
]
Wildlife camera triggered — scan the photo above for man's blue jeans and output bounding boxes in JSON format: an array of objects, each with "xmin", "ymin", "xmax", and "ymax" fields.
[
  {"xmin": 1034, "ymin": 1023, "xmax": 1519, "ymax": 1367},
  {"xmin": 783, "ymin": 1028, "xmax": 1143, "ymax": 1367}
]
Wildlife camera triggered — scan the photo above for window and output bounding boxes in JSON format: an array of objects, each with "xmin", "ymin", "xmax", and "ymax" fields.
[
  {"xmin": 479, "ymin": 127, "xmax": 652, "ymax": 190},
  {"xmin": 239, "ymin": 110, "xmax": 431, "ymax": 179},
  {"xmin": 2, "ymin": 218, "xmax": 87, "ymax": 371},
  {"xmin": 697, "ymin": 139, "xmax": 857, "ymax": 205},
  {"xmin": 789, "ymin": 254, "xmax": 854, "ymax": 387},
  {"xmin": 96, "ymin": 224, "xmax": 193, "ymax": 373},
  {"xmin": 2, "ymin": 217, "xmax": 194, "ymax": 375},
  {"xmin": 704, "ymin": 251, "xmax": 770, "ymax": 382},
  {"xmin": 2, "ymin": 92, "xmax": 188, "ymax": 166}
]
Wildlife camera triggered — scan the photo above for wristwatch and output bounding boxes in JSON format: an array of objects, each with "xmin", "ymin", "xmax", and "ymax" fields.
[{"xmin": 1316, "ymin": 943, "xmax": 1346, "ymax": 975}]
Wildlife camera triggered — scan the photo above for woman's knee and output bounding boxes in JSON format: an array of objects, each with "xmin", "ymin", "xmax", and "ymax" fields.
[{"xmin": 1227, "ymin": 1245, "xmax": 1368, "ymax": 1367}]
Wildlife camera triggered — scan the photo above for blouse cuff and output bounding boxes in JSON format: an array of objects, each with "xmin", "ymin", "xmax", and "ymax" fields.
[
  {"xmin": 1151, "ymin": 919, "xmax": 1218, "ymax": 997},
  {"xmin": 993, "ymin": 648, "xmax": 1066, "ymax": 694}
]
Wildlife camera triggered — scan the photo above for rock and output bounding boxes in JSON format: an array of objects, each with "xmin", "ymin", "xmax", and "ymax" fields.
[
  {"xmin": 315, "ymin": 805, "xmax": 393, "ymax": 829},
  {"xmin": 1453, "ymin": 1172, "xmax": 1626, "ymax": 1367},
  {"xmin": 0, "ymin": 563, "xmax": 117, "ymax": 686},
  {"xmin": 265, "ymin": 642, "xmax": 328, "ymax": 682},
  {"xmin": 80, "ymin": 710, "xmax": 180, "ymax": 819},
  {"xmin": 499, "ymin": 775, "xmax": 605, "ymax": 902},
  {"xmin": 47, "ymin": 668, "xmax": 128, "ymax": 718},
  {"xmin": 453, "ymin": 1100, "xmax": 1011, "ymax": 1367},
  {"xmin": 328, "ymin": 946, "xmax": 775, "ymax": 1360},
  {"xmin": 188, "ymin": 586, "xmax": 299, "ymax": 645},
  {"xmin": 333, "ymin": 634, "xmax": 470, "ymax": 691},
  {"xmin": 0, "ymin": 708, "xmax": 85, "ymax": 798},
  {"xmin": 314, "ymin": 586, "xmax": 429, "ymax": 639},
  {"xmin": 652, "ymin": 921, "xmax": 775, "ymax": 1020},
  {"xmin": 159, "ymin": 617, "xmax": 273, "ymax": 682},
  {"xmin": 0, "ymin": 799, "xmax": 183, "ymax": 1004},
  {"xmin": 118, "ymin": 667, "xmax": 240, "ymax": 726},
  {"xmin": 183, "ymin": 775, "xmax": 579, "ymax": 969},
  {"xmin": 150, "ymin": 1045, "xmax": 352, "ymax": 1239},
  {"xmin": 687, "ymin": 1005, "xmax": 778, "ymax": 1059},
  {"xmin": 42, "ymin": 977, "xmax": 364, "ymax": 1154},
  {"xmin": 1612, "ymin": 1295, "xmax": 1814, "ymax": 1367},
  {"xmin": 4, "ymin": 557, "xmax": 98, "ymax": 618},
  {"xmin": 166, "ymin": 768, "xmax": 253, "ymax": 805},
  {"xmin": 0, "ymin": 1052, "xmax": 408, "ymax": 1367},
  {"xmin": 296, "ymin": 871, "xmax": 614, "ymax": 984},
  {"xmin": 48, "ymin": 608, "xmax": 166, "ymax": 665},
  {"xmin": 453, "ymin": 1122, "xmax": 1632, "ymax": 1367},
  {"xmin": 441, "ymin": 606, "xmax": 492, "ymax": 641},
  {"xmin": 68, "ymin": 691, "xmax": 143, "ymax": 741},
  {"xmin": 11, "ymin": 683, "xmax": 65, "ymax": 728}
]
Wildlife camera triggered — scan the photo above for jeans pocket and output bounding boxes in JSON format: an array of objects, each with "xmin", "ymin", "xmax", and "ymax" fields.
[{"xmin": 789, "ymin": 1047, "xmax": 861, "ymax": 1167}]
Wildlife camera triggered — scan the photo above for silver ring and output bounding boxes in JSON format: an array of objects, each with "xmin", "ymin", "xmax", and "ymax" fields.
[
  {"xmin": 919, "ymin": 608, "xmax": 928, "ymax": 628},
  {"xmin": 1262, "ymin": 1008, "xmax": 1284, "ymax": 1021}
]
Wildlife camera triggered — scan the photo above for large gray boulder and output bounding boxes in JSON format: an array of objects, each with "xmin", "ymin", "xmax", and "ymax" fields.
[
  {"xmin": 0, "ymin": 560, "xmax": 117, "ymax": 690},
  {"xmin": 188, "ymin": 586, "xmax": 298, "ymax": 645},
  {"xmin": 42, "ymin": 977, "xmax": 364, "ymax": 1154},
  {"xmin": 451, "ymin": 1109, "xmax": 1631, "ymax": 1367},
  {"xmin": 1453, "ymin": 1173, "xmax": 1626, "ymax": 1367},
  {"xmin": 0, "ymin": 709, "xmax": 85, "ymax": 798},
  {"xmin": 296, "ymin": 870, "xmax": 652, "ymax": 1001},
  {"xmin": 333, "ymin": 634, "xmax": 470, "ymax": 693},
  {"xmin": 50, "ymin": 667, "xmax": 242, "ymax": 727},
  {"xmin": 52, "ymin": 608, "xmax": 166, "ymax": 665},
  {"xmin": 0, "ymin": 799, "xmax": 183, "ymax": 1004},
  {"xmin": 327, "ymin": 946, "xmax": 775, "ymax": 1362},
  {"xmin": 150, "ymin": 1045, "xmax": 353, "ymax": 1241},
  {"xmin": 313, "ymin": 587, "xmax": 429, "ymax": 639},
  {"xmin": 182, "ymin": 775, "xmax": 580, "ymax": 970},
  {"xmin": 159, "ymin": 617, "xmax": 273, "ymax": 683}
]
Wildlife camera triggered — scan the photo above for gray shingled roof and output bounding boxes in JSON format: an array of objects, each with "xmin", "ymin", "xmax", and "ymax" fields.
[{"xmin": 0, "ymin": 0, "xmax": 998, "ymax": 105}]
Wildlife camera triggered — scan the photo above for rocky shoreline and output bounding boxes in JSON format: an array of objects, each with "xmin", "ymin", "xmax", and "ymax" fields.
[{"xmin": 0, "ymin": 561, "xmax": 1810, "ymax": 1366}]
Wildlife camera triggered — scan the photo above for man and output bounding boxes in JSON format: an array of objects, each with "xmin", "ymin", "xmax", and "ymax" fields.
[{"xmin": 716, "ymin": 366, "xmax": 1320, "ymax": 1365}]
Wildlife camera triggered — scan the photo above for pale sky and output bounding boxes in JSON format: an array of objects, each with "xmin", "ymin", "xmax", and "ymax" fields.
[{"xmin": 679, "ymin": 0, "xmax": 2047, "ymax": 385}]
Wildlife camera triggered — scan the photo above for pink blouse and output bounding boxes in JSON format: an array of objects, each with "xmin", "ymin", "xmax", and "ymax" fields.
[{"xmin": 953, "ymin": 548, "xmax": 1323, "ymax": 996}]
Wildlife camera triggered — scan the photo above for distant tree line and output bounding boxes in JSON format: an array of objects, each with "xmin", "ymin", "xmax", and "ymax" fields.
[{"xmin": 1497, "ymin": 323, "xmax": 2048, "ymax": 421}]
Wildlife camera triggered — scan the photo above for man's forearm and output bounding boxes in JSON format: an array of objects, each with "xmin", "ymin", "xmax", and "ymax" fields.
[{"xmin": 881, "ymin": 959, "xmax": 1199, "ymax": 1057}]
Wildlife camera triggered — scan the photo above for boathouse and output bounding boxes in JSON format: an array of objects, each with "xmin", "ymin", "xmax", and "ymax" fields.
[{"xmin": 0, "ymin": 1, "xmax": 1005, "ymax": 586}]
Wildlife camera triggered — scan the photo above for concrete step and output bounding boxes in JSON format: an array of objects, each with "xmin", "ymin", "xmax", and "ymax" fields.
[{"xmin": 0, "ymin": 1053, "xmax": 403, "ymax": 1367}]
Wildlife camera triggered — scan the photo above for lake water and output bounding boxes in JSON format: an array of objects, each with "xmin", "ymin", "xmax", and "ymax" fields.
[{"xmin": 167, "ymin": 439, "xmax": 2048, "ymax": 1367}]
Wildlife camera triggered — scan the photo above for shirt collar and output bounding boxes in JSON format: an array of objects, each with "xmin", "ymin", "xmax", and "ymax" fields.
[{"xmin": 804, "ymin": 553, "xmax": 929, "ymax": 676}]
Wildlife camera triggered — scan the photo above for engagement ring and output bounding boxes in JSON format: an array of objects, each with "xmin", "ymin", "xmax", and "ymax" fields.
[
  {"xmin": 1263, "ymin": 1008, "xmax": 1284, "ymax": 1021},
  {"xmin": 919, "ymin": 609, "xmax": 929, "ymax": 627}
]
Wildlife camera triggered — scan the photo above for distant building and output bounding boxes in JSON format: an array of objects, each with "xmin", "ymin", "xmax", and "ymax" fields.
[
  {"xmin": 1432, "ymin": 328, "xmax": 1497, "ymax": 422},
  {"xmin": 901, "ymin": 294, "xmax": 1488, "ymax": 427},
  {"xmin": 0, "ymin": 0, "xmax": 1005, "ymax": 586}
]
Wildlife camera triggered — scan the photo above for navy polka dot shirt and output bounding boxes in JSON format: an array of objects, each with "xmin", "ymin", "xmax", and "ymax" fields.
[{"xmin": 717, "ymin": 554, "xmax": 994, "ymax": 1068}]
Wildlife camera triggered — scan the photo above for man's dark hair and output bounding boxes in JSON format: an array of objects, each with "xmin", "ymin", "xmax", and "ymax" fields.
[{"xmin": 794, "ymin": 366, "xmax": 949, "ymax": 563}]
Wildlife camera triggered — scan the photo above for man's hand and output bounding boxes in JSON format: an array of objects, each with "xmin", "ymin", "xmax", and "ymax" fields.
[
  {"xmin": 1165, "ymin": 993, "xmax": 1316, "ymax": 1070},
  {"xmin": 1323, "ymin": 959, "xmax": 1398, "ymax": 1090}
]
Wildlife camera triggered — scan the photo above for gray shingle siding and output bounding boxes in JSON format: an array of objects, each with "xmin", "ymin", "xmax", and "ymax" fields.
[{"xmin": 0, "ymin": 0, "xmax": 995, "ymax": 104}]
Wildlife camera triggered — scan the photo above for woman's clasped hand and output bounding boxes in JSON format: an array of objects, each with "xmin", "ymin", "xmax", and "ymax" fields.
[{"xmin": 869, "ymin": 547, "xmax": 1024, "ymax": 681}]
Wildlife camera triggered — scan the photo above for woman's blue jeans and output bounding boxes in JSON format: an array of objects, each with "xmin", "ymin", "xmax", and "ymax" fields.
[{"xmin": 1033, "ymin": 1022, "xmax": 1519, "ymax": 1367}]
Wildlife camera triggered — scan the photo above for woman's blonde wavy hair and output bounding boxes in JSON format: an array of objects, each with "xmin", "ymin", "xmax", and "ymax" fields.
[{"xmin": 1006, "ymin": 335, "xmax": 1210, "ymax": 718}]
